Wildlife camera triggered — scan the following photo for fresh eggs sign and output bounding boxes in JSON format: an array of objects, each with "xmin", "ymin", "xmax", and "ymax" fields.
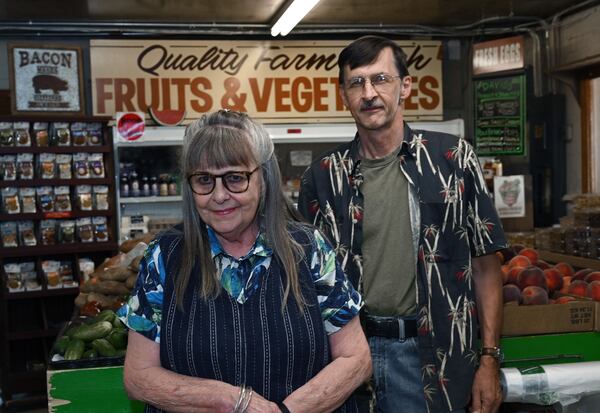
[
  {"xmin": 8, "ymin": 44, "xmax": 85, "ymax": 115},
  {"xmin": 90, "ymin": 39, "xmax": 443, "ymax": 123}
]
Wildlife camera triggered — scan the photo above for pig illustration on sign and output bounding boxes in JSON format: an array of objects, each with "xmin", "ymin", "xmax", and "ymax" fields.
[{"xmin": 32, "ymin": 75, "xmax": 69, "ymax": 94}]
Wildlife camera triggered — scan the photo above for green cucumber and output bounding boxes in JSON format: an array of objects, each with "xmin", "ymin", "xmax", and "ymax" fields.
[
  {"xmin": 94, "ymin": 309, "xmax": 116, "ymax": 323},
  {"xmin": 53, "ymin": 335, "xmax": 70, "ymax": 355},
  {"xmin": 112, "ymin": 316, "xmax": 126, "ymax": 330},
  {"xmin": 82, "ymin": 349, "xmax": 98, "ymax": 359},
  {"xmin": 72, "ymin": 321, "xmax": 113, "ymax": 342},
  {"xmin": 64, "ymin": 339, "xmax": 85, "ymax": 360},
  {"xmin": 91, "ymin": 338, "xmax": 117, "ymax": 357},
  {"xmin": 107, "ymin": 329, "xmax": 128, "ymax": 350}
]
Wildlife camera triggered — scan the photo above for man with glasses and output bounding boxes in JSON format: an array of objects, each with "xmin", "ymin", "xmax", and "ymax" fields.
[{"xmin": 298, "ymin": 36, "xmax": 507, "ymax": 413}]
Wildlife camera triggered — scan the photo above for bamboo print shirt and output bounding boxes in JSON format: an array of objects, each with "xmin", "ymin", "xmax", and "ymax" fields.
[{"xmin": 298, "ymin": 123, "xmax": 508, "ymax": 412}]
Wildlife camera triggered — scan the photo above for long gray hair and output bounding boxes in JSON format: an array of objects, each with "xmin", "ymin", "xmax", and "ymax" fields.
[{"xmin": 176, "ymin": 110, "xmax": 305, "ymax": 309}]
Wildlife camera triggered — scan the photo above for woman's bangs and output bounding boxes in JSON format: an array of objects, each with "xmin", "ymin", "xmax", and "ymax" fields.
[{"xmin": 192, "ymin": 126, "xmax": 255, "ymax": 171}]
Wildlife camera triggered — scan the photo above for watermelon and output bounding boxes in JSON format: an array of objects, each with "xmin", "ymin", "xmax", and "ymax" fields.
[{"xmin": 148, "ymin": 107, "xmax": 186, "ymax": 126}]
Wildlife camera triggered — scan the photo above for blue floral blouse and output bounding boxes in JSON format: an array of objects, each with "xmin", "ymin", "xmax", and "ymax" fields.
[{"xmin": 118, "ymin": 226, "xmax": 363, "ymax": 343}]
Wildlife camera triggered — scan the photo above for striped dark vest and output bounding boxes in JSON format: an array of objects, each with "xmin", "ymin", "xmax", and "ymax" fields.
[{"xmin": 145, "ymin": 227, "xmax": 357, "ymax": 412}]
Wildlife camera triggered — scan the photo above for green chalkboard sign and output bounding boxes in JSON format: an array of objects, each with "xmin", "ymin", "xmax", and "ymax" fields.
[{"xmin": 474, "ymin": 74, "xmax": 526, "ymax": 155}]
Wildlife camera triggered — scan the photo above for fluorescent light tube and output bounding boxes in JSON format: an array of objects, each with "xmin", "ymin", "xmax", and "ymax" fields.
[{"xmin": 271, "ymin": 0, "xmax": 321, "ymax": 37}]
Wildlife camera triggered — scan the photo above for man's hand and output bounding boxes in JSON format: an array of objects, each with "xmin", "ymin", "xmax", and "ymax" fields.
[{"xmin": 470, "ymin": 356, "xmax": 503, "ymax": 413}]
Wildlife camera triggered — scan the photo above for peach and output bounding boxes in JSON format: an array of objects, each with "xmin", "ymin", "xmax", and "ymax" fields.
[
  {"xmin": 555, "ymin": 296, "xmax": 577, "ymax": 304},
  {"xmin": 495, "ymin": 251, "xmax": 504, "ymax": 264},
  {"xmin": 512, "ymin": 244, "xmax": 525, "ymax": 253},
  {"xmin": 568, "ymin": 280, "xmax": 590, "ymax": 297},
  {"xmin": 554, "ymin": 262, "xmax": 575, "ymax": 278},
  {"xmin": 536, "ymin": 259, "xmax": 551, "ymax": 270},
  {"xmin": 519, "ymin": 248, "xmax": 539, "ymax": 265},
  {"xmin": 501, "ymin": 264, "xmax": 511, "ymax": 284},
  {"xmin": 506, "ymin": 266, "xmax": 524, "ymax": 285},
  {"xmin": 543, "ymin": 268, "xmax": 564, "ymax": 293},
  {"xmin": 509, "ymin": 255, "xmax": 531, "ymax": 269},
  {"xmin": 517, "ymin": 266, "xmax": 548, "ymax": 291},
  {"xmin": 587, "ymin": 280, "xmax": 600, "ymax": 302},
  {"xmin": 497, "ymin": 248, "xmax": 516, "ymax": 264},
  {"xmin": 503, "ymin": 284, "xmax": 522, "ymax": 305},
  {"xmin": 559, "ymin": 276, "xmax": 573, "ymax": 294},
  {"xmin": 573, "ymin": 268, "xmax": 594, "ymax": 281},
  {"xmin": 584, "ymin": 271, "xmax": 600, "ymax": 283},
  {"xmin": 521, "ymin": 286, "xmax": 549, "ymax": 305}
]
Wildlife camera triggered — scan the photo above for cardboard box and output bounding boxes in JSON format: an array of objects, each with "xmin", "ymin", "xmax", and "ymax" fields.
[{"xmin": 502, "ymin": 300, "xmax": 600, "ymax": 337}]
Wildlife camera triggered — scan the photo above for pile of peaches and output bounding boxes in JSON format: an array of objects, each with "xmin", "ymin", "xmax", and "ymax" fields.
[{"xmin": 499, "ymin": 246, "xmax": 600, "ymax": 305}]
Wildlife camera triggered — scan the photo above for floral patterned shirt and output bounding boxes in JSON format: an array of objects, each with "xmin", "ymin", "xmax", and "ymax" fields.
[
  {"xmin": 298, "ymin": 123, "xmax": 508, "ymax": 412},
  {"xmin": 118, "ymin": 226, "xmax": 363, "ymax": 343}
]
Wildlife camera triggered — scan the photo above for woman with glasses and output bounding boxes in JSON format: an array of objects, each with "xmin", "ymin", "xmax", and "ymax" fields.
[{"xmin": 118, "ymin": 110, "xmax": 371, "ymax": 413}]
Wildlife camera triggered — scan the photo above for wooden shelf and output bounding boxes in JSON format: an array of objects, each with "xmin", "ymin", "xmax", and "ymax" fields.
[
  {"xmin": 538, "ymin": 250, "xmax": 600, "ymax": 271},
  {"xmin": 8, "ymin": 327, "xmax": 61, "ymax": 341},
  {"xmin": 5, "ymin": 286, "xmax": 79, "ymax": 300},
  {"xmin": 120, "ymin": 195, "xmax": 182, "ymax": 203},
  {"xmin": 1, "ymin": 119, "xmax": 119, "ymax": 408},
  {"xmin": 3, "ymin": 370, "xmax": 47, "ymax": 407},
  {"xmin": 0, "ymin": 209, "xmax": 114, "ymax": 220},
  {"xmin": 0, "ymin": 177, "xmax": 112, "ymax": 188},
  {"xmin": 0, "ymin": 144, "xmax": 111, "ymax": 154},
  {"xmin": 1, "ymin": 240, "xmax": 118, "ymax": 258}
]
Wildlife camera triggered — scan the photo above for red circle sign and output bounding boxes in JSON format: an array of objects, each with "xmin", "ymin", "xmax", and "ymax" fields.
[{"xmin": 117, "ymin": 113, "xmax": 145, "ymax": 141}]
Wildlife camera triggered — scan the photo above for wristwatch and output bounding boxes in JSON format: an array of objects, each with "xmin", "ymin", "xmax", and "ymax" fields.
[{"xmin": 480, "ymin": 346, "xmax": 504, "ymax": 363}]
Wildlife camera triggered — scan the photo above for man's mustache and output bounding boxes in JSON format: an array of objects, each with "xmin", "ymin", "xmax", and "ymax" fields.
[{"xmin": 360, "ymin": 99, "xmax": 379, "ymax": 111}]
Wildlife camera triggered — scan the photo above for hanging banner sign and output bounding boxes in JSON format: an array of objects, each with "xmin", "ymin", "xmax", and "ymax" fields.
[{"xmin": 90, "ymin": 39, "xmax": 443, "ymax": 124}]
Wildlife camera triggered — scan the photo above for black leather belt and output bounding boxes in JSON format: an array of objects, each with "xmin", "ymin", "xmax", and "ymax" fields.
[{"xmin": 363, "ymin": 315, "xmax": 418, "ymax": 339}]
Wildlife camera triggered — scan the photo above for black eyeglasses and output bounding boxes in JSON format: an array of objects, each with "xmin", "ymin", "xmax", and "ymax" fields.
[
  {"xmin": 187, "ymin": 167, "xmax": 259, "ymax": 195},
  {"xmin": 344, "ymin": 73, "xmax": 402, "ymax": 94}
]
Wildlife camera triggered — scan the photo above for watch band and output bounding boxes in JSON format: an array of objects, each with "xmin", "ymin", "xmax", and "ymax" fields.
[{"xmin": 480, "ymin": 346, "xmax": 504, "ymax": 362}]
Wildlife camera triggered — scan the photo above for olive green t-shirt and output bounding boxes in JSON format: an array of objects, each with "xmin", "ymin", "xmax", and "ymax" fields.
[{"xmin": 361, "ymin": 149, "xmax": 416, "ymax": 316}]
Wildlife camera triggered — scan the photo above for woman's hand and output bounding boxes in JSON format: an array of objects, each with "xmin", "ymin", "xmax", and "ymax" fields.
[{"xmin": 243, "ymin": 392, "xmax": 281, "ymax": 413}]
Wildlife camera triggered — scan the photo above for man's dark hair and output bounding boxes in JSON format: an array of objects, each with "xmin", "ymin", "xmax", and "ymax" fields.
[{"xmin": 338, "ymin": 35, "xmax": 410, "ymax": 85}]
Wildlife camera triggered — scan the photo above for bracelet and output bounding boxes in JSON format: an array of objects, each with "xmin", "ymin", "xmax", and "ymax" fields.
[
  {"xmin": 239, "ymin": 387, "xmax": 253, "ymax": 413},
  {"xmin": 233, "ymin": 385, "xmax": 253, "ymax": 413},
  {"xmin": 278, "ymin": 401, "xmax": 291, "ymax": 413},
  {"xmin": 232, "ymin": 385, "xmax": 245, "ymax": 413}
]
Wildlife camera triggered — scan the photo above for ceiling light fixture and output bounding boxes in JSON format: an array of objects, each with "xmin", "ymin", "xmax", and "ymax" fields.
[{"xmin": 271, "ymin": 0, "xmax": 321, "ymax": 37}]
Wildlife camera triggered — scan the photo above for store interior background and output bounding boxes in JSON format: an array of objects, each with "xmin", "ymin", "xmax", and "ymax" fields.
[
  {"xmin": 1, "ymin": 0, "xmax": 600, "ymax": 411},
  {"xmin": 1, "ymin": 0, "xmax": 599, "ymax": 223}
]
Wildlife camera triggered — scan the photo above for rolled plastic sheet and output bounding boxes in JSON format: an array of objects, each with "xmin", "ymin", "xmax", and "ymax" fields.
[{"xmin": 501, "ymin": 361, "xmax": 600, "ymax": 406}]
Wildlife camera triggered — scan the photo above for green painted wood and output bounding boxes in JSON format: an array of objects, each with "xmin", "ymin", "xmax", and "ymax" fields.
[
  {"xmin": 501, "ymin": 331, "xmax": 600, "ymax": 369},
  {"xmin": 48, "ymin": 366, "xmax": 144, "ymax": 413}
]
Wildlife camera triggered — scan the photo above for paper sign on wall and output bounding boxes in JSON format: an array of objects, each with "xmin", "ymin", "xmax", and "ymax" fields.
[{"xmin": 494, "ymin": 175, "xmax": 526, "ymax": 218}]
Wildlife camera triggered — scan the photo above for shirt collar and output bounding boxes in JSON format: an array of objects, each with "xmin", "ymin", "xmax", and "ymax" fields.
[
  {"xmin": 349, "ymin": 122, "xmax": 416, "ymax": 173},
  {"xmin": 206, "ymin": 226, "xmax": 273, "ymax": 261}
]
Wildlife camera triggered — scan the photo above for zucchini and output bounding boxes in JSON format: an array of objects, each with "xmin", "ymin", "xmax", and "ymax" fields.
[
  {"xmin": 53, "ymin": 335, "xmax": 70, "ymax": 355},
  {"xmin": 107, "ymin": 329, "xmax": 128, "ymax": 350},
  {"xmin": 91, "ymin": 338, "xmax": 117, "ymax": 357},
  {"xmin": 115, "ymin": 349, "xmax": 127, "ymax": 358},
  {"xmin": 72, "ymin": 321, "xmax": 113, "ymax": 342},
  {"xmin": 64, "ymin": 339, "xmax": 85, "ymax": 360}
]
